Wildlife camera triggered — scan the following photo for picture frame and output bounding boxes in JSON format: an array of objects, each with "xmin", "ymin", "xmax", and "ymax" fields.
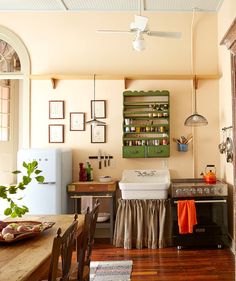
[
  {"xmin": 91, "ymin": 100, "xmax": 106, "ymax": 119},
  {"xmin": 49, "ymin": 100, "xmax": 65, "ymax": 119},
  {"xmin": 49, "ymin": 124, "xmax": 64, "ymax": 143},
  {"xmin": 70, "ymin": 112, "xmax": 85, "ymax": 131},
  {"xmin": 91, "ymin": 125, "xmax": 106, "ymax": 143}
]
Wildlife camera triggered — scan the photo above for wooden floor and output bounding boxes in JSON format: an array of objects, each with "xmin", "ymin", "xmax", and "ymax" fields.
[{"xmin": 91, "ymin": 239, "xmax": 235, "ymax": 281}]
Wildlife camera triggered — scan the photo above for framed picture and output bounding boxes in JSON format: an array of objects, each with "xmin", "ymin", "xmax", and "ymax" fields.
[
  {"xmin": 91, "ymin": 100, "xmax": 106, "ymax": 119},
  {"xmin": 49, "ymin": 100, "xmax": 65, "ymax": 119},
  {"xmin": 91, "ymin": 125, "xmax": 106, "ymax": 143},
  {"xmin": 49, "ymin": 124, "xmax": 64, "ymax": 143},
  {"xmin": 70, "ymin": 112, "xmax": 85, "ymax": 131}
]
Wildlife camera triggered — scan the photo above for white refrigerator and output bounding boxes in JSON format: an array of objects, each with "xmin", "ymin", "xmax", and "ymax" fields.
[{"xmin": 17, "ymin": 148, "xmax": 72, "ymax": 215}]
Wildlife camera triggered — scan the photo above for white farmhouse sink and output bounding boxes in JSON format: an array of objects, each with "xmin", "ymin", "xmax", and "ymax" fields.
[{"xmin": 119, "ymin": 169, "xmax": 170, "ymax": 199}]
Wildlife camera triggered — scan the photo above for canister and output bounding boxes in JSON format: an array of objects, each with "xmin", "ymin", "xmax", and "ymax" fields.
[{"xmin": 162, "ymin": 139, "xmax": 168, "ymax": 145}]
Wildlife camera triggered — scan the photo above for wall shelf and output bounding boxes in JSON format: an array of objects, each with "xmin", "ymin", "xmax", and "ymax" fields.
[
  {"xmin": 122, "ymin": 90, "xmax": 170, "ymax": 158},
  {"xmin": 30, "ymin": 73, "xmax": 222, "ymax": 89}
]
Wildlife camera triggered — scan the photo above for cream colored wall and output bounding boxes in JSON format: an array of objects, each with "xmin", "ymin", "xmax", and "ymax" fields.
[
  {"xmin": 31, "ymin": 78, "xmax": 219, "ymax": 183},
  {"xmin": 218, "ymin": 0, "xmax": 236, "ymax": 244}
]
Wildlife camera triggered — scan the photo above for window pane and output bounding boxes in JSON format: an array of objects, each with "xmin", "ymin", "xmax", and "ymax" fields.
[
  {"xmin": 1, "ymin": 113, "xmax": 9, "ymax": 127},
  {"xmin": 2, "ymin": 87, "xmax": 10, "ymax": 99},
  {"xmin": 1, "ymin": 128, "xmax": 8, "ymax": 141},
  {"xmin": 0, "ymin": 84, "xmax": 10, "ymax": 141},
  {"xmin": 1, "ymin": 100, "xmax": 9, "ymax": 113}
]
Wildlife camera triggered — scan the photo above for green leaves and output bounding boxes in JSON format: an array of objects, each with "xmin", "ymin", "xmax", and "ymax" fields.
[
  {"xmin": 1, "ymin": 160, "xmax": 44, "ymax": 218},
  {"xmin": 35, "ymin": 176, "xmax": 44, "ymax": 183},
  {"xmin": 4, "ymin": 208, "xmax": 12, "ymax": 216}
]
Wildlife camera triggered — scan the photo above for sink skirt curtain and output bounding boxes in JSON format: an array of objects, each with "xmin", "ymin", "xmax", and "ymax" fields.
[{"xmin": 113, "ymin": 199, "xmax": 172, "ymax": 249}]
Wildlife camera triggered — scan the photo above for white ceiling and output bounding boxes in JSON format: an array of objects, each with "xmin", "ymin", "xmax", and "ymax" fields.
[{"xmin": 0, "ymin": 0, "xmax": 224, "ymax": 12}]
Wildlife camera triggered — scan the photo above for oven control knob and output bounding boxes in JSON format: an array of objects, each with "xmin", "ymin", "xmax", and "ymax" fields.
[
  {"xmin": 210, "ymin": 187, "xmax": 218, "ymax": 194},
  {"xmin": 175, "ymin": 189, "xmax": 182, "ymax": 195},
  {"xmin": 181, "ymin": 188, "xmax": 187, "ymax": 195},
  {"xmin": 218, "ymin": 188, "xmax": 223, "ymax": 194},
  {"xmin": 191, "ymin": 188, "xmax": 196, "ymax": 195},
  {"xmin": 203, "ymin": 187, "xmax": 210, "ymax": 194},
  {"xmin": 197, "ymin": 188, "xmax": 203, "ymax": 194}
]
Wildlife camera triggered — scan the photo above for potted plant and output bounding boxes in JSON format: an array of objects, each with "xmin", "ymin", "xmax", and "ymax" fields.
[{"xmin": 0, "ymin": 160, "xmax": 44, "ymax": 218}]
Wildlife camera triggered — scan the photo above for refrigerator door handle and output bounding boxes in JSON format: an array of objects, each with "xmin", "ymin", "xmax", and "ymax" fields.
[{"xmin": 40, "ymin": 182, "xmax": 56, "ymax": 185}]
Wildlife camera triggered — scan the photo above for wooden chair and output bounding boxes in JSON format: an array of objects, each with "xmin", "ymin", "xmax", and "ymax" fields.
[
  {"xmin": 47, "ymin": 214, "xmax": 78, "ymax": 281},
  {"xmin": 75, "ymin": 199, "xmax": 100, "ymax": 281}
]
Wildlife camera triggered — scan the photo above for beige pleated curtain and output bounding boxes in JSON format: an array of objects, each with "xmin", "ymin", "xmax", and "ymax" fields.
[{"xmin": 113, "ymin": 199, "xmax": 172, "ymax": 249}]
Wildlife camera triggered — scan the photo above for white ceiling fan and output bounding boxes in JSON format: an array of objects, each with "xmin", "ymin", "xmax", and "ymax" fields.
[{"xmin": 96, "ymin": 0, "xmax": 181, "ymax": 51}]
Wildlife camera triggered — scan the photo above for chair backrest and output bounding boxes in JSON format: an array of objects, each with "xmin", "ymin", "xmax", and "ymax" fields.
[
  {"xmin": 86, "ymin": 199, "xmax": 100, "ymax": 264},
  {"xmin": 76, "ymin": 200, "xmax": 100, "ymax": 280},
  {"xmin": 48, "ymin": 214, "xmax": 78, "ymax": 281}
]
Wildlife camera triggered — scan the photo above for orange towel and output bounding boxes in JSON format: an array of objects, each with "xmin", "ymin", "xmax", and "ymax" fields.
[{"xmin": 177, "ymin": 200, "xmax": 197, "ymax": 234}]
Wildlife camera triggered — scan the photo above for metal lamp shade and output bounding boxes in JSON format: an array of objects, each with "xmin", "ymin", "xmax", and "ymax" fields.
[
  {"xmin": 86, "ymin": 118, "xmax": 106, "ymax": 126},
  {"xmin": 184, "ymin": 112, "xmax": 208, "ymax": 126}
]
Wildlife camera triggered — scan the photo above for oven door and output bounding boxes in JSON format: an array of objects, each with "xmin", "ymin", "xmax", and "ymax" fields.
[{"xmin": 172, "ymin": 198, "xmax": 228, "ymax": 248}]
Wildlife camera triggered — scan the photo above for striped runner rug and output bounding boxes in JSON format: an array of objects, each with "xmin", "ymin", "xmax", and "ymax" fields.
[{"xmin": 90, "ymin": 260, "xmax": 133, "ymax": 281}]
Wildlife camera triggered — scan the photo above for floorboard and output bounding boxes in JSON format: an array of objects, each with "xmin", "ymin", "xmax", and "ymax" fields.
[{"xmin": 91, "ymin": 239, "xmax": 235, "ymax": 281}]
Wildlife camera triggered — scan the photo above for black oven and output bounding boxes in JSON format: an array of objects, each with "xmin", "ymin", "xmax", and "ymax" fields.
[{"xmin": 171, "ymin": 179, "xmax": 229, "ymax": 249}]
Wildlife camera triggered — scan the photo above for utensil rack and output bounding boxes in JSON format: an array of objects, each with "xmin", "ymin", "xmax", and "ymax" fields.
[
  {"xmin": 89, "ymin": 156, "xmax": 113, "ymax": 159},
  {"xmin": 219, "ymin": 125, "xmax": 233, "ymax": 163},
  {"xmin": 222, "ymin": 126, "xmax": 233, "ymax": 131}
]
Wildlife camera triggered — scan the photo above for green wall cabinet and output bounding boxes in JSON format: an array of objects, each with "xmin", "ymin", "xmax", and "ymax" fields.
[{"xmin": 122, "ymin": 90, "xmax": 170, "ymax": 158}]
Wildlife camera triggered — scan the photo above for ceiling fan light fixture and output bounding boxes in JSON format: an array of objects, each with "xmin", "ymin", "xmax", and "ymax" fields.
[{"xmin": 132, "ymin": 34, "xmax": 145, "ymax": 51}]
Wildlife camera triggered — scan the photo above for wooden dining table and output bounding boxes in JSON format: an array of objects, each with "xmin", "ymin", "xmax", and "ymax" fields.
[{"xmin": 0, "ymin": 214, "xmax": 84, "ymax": 281}]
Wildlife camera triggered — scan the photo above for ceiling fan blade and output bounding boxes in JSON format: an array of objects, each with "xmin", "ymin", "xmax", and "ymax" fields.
[
  {"xmin": 147, "ymin": 31, "xmax": 181, "ymax": 38},
  {"xmin": 96, "ymin": 29, "xmax": 134, "ymax": 34},
  {"xmin": 133, "ymin": 15, "xmax": 148, "ymax": 31}
]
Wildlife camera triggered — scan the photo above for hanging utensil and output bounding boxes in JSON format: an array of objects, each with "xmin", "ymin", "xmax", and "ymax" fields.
[
  {"xmin": 98, "ymin": 149, "xmax": 102, "ymax": 169},
  {"xmin": 104, "ymin": 152, "xmax": 107, "ymax": 167}
]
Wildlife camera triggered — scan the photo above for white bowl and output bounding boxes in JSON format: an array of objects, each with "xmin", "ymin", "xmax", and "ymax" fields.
[
  {"xmin": 99, "ymin": 176, "xmax": 112, "ymax": 183},
  {"xmin": 97, "ymin": 212, "xmax": 110, "ymax": 222}
]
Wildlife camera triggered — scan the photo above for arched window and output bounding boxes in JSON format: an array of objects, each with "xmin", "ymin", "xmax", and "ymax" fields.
[
  {"xmin": 0, "ymin": 40, "xmax": 21, "ymax": 73},
  {"xmin": 0, "ymin": 40, "xmax": 21, "ymax": 141}
]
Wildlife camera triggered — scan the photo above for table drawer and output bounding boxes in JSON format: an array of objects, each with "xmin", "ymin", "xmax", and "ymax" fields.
[{"xmin": 67, "ymin": 182, "xmax": 116, "ymax": 193}]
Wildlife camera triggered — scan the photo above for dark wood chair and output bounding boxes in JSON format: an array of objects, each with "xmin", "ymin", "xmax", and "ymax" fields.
[
  {"xmin": 75, "ymin": 199, "xmax": 100, "ymax": 281},
  {"xmin": 47, "ymin": 214, "xmax": 78, "ymax": 281}
]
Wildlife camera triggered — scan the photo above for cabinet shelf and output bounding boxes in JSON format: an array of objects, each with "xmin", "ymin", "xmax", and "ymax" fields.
[
  {"xmin": 124, "ymin": 111, "xmax": 168, "ymax": 115},
  {"xmin": 123, "ymin": 90, "xmax": 170, "ymax": 158},
  {"xmin": 124, "ymin": 124, "xmax": 169, "ymax": 127},
  {"xmin": 123, "ymin": 116, "xmax": 169, "ymax": 120}
]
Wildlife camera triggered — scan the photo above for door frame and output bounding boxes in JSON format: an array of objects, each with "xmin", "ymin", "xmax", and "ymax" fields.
[
  {"xmin": 0, "ymin": 25, "xmax": 31, "ymax": 148},
  {"xmin": 220, "ymin": 18, "xmax": 236, "ymax": 253}
]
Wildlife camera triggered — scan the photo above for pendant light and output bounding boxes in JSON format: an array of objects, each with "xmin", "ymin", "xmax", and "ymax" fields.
[
  {"xmin": 184, "ymin": 9, "xmax": 208, "ymax": 127},
  {"xmin": 86, "ymin": 74, "xmax": 106, "ymax": 126}
]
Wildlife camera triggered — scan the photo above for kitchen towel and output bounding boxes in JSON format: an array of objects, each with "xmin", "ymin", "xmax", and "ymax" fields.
[
  {"xmin": 177, "ymin": 200, "xmax": 197, "ymax": 234},
  {"xmin": 81, "ymin": 196, "xmax": 93, "ymax": 213}
]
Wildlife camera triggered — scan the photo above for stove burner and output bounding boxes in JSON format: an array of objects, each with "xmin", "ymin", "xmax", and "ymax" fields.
[{"xmin": 171, "ymin": 178, "xmax": 228, "ymax": 198}]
